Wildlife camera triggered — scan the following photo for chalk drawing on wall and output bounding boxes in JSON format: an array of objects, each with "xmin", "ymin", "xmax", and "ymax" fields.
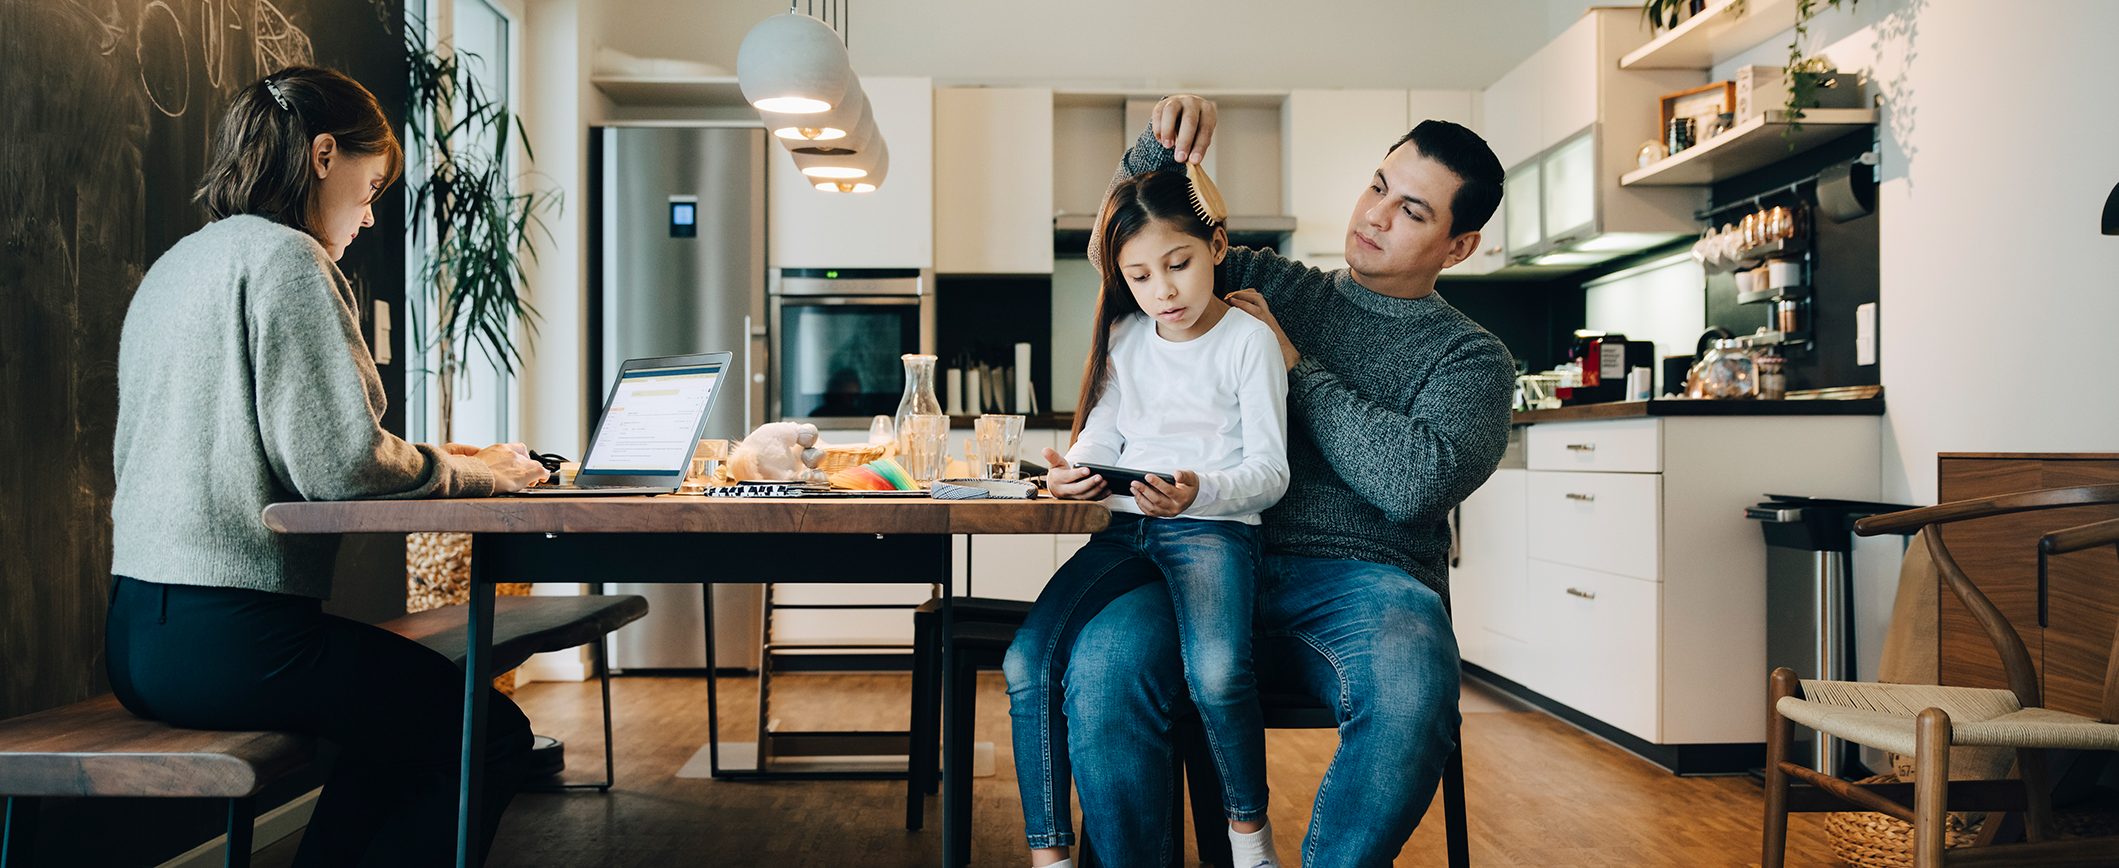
[
  {"xmin": 137, "ymin": 0, "xmax": 188, "ymax": 117},
  {"xmin": 57, "ymin": 0, "xmax": 128, "ymax": 55},
  {"xmin": 199, "ymin": 0, "xmax": 239, "ymax": 89},
  {"xmin": 251, "ymin": 0, "xmax": 311, "ymax": 76}
]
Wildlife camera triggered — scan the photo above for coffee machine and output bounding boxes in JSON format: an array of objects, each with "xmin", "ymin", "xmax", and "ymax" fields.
[{"xmin": 1561, "ymin": 331, "xmax": 1655, "ymax": 405}]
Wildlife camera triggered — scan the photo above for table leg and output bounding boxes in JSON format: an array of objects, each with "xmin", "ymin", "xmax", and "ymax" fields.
[
  {"xmin": 938, "ymin": 569, "xmax": 960, "ymax": 867},
  {"xmin": 457, "ymin": 539, "xmax": 495, "ymax": 868},
  {"xmin": 703, "ymin": 580, "xmax": 726, "ymax": 777}
]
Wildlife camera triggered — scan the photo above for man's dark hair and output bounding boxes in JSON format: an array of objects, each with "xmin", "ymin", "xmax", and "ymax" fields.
[{"xmin": 1387, "ymin": 120, "xmax": 1504, "ymax": 237}]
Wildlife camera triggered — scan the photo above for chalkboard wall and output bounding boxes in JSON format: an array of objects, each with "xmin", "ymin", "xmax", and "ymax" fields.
[
  {"xmin": 2, "ymin": 1, "xmax": 414, "ymax": 859},
  {"xmin": 0, "ymin": 0, "xmax": 409, "ymax": 719}
]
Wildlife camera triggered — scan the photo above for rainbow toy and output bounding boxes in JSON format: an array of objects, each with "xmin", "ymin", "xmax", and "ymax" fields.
[{"xmin": 829, "ymin": 457, "xmax": 921, "ymax": 491}]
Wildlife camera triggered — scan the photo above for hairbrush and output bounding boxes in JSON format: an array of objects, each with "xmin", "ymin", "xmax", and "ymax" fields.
[{"xmin": 1184, "ymin": 161, "xmax": 1228, "ymax": 227}]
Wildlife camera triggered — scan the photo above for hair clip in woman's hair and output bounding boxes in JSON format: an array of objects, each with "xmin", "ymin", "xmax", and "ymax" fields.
[
  {"xmin": 1184, "ymin": 162, "xmax": 1228, "ymax": 227},
  {"xmin": 264, "ymin": 78, "xmax": 291, "ymax": 111}
]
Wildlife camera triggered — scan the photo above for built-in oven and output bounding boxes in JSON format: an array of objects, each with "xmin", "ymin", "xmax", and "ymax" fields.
[{"xmin": 769, "ymin": 268, "xmax": 934, "ymax": 428}]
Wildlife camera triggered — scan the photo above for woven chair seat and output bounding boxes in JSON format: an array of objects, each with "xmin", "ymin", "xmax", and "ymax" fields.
[{"xmin": 1777, "ymin": 680, "xmax": 2119, "ymax": 757}]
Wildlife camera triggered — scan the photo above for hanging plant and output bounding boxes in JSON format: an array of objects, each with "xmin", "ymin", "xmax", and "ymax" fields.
[
  {"xmin": 1784, "ymin": 0, "xmax": 1860, "ymax": 133},
  {"xmin": 1641, "ymin": 0, "xmax": 1727, "ymax": 34},
  {"xmin": 1641, "ymin": 0, "xmax": 1688, "ymax": 33}
]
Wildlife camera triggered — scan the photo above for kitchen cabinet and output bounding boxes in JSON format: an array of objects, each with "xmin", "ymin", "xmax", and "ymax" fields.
[
  {"xmin": 1539, "ymin": 16, "xmax": 1599, "ymax": 147},
  {"xmin": 1479, "ymin": 9, "xmax": 1707, "ymax": 267},
  {"xmin": 1449, "ymin": 468, "xmax": 1531, "ymax": 680},
  {"xmin": 1478, "ymin": 59, "xmax": 1542, "ymax": 171},
  {"xmin": 768, "ymin": 76, "xmax": 934, "ymax": 270},
  {"xmin": 1530, "ymin": 557, "xmax": 1661, "ymax": 740},
  {"xmin": 1457, "ymin": 415, "xmax": 1881, "ymax": 771},
  {"xmin": 934, "ymin": 87, "xmax": 1054, "ymax": 274},
  {"xmin": 1282, "ymin": 90, "xmax": 1409, "ymax": 273}
]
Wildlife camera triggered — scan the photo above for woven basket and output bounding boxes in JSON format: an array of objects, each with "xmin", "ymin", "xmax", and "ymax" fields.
[
  {"xmin": 1825, "ymin": 775, "xmax": 1982, "ymax": 868},
  {"xmin": 1825, "ymin": 774, "xmax": 2119, "ymax": 867},
  {"xmin": 818, "ymin": 442, "xmax": 890, "ymax": 474}
]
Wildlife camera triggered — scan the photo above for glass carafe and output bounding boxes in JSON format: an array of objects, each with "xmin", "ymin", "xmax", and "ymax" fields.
[{"xmin": 894, "ymin": 354, "xmax": 942, "ymax": 450}]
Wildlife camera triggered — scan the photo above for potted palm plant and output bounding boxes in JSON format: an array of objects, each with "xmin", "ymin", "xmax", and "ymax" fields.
[{"xmin": 401, "ymin": 27, "xmax": 559, "ymax": 653}]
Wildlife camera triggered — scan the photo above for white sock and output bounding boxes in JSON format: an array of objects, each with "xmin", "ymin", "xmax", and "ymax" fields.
[
  {"xmin": 1034, "ymin": 860, "xmax": 1073, "ymax": 868},
  {"xmin": 1229, "ymin": 820, "xmax": 1281, "ymax": 868}
]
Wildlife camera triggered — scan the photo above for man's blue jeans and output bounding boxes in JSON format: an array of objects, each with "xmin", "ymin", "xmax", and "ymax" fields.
[
  {"xmin": 1003, "ymin": 513, "xmax": 1270, "ymax": 850},
  {"xmin": 1059, "ymin": 554, "xmax": 1461, "ymax": 867}
]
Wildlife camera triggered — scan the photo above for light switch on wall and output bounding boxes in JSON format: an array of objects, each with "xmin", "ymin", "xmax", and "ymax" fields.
[
  {"xmin": 373, "ymin": 300, "xmax": 393, "ymax": 365},
  {"xmin": 1855, "ymin": 302, "xmax": 1876, "ymax": 366}
]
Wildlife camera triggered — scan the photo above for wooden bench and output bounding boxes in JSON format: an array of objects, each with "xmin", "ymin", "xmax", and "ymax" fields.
[{"xmin": 0, "ymin": 593, "xmax": 648, "ymax": 868}]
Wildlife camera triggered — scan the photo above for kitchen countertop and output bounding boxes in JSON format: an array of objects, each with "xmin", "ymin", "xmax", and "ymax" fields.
[{"xmin": 1513, "ymin": 398, "xmax": 1885, "ymax": 425}]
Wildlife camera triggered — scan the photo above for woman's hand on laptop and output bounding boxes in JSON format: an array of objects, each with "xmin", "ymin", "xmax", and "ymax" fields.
[
  {"xmin": 475, "ymin": 442, "xmax": 549, "ymax": 493},
  {"xmin": 1131, "ymin": 470, "xmax": 1199, "ymax": 517},
  {"xmin": 1042, "ymin": 448, "xmax": 1109, "ymax": 501}
]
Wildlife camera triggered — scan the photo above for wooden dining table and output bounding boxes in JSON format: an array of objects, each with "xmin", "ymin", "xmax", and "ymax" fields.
[{"xmin": 262, "ymin": 494, "xmax": 1110, "ymax": 868}]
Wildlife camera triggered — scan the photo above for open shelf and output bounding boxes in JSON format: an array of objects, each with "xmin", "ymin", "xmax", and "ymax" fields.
[
  {"xmin": 1705, "ymin": 236, "xmax": 1807, "ymax": 274},
  {"xmin": 1736, "ymin": 285, "xmax": 1804, "ymax": 304},
  {"xmin": 1620, "ymin": 0, "xmax": 1797, "ymax": 70},
  {"xmin": 592, "ymin": 75, "xmax": 750, "ymax": 108},
  {"xmin": 1620, "ymin": 108, "xmax": 1875, "ymax": 187}
]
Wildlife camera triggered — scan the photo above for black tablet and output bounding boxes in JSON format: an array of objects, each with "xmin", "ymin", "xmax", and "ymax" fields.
[{"xmin": 1076, "ymin": 462, "xmax": 1170, "ymax": 491}]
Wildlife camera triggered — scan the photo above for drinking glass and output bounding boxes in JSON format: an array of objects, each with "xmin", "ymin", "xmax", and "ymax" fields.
[
  {"xmin": 867, "ymin": 414, "xmax": 896, "ymax": 446},
  {"xmin": 973, "ymin": 414, "xmax": 1027, "ymax": 480},
  {"xmin": 900, "ymin": 414, "xmax": 950, "ymax": 484}
]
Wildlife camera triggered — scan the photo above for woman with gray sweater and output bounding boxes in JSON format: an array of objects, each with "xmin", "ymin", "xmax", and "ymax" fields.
[{"xmin": 105, "ymin": 67, "xmax": 549, "ymax": 866}]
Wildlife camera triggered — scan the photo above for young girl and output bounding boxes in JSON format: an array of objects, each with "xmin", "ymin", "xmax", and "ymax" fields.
[{"xmin": 1002, "ymin": 166, "xmax": 1290, "ymax": 868}]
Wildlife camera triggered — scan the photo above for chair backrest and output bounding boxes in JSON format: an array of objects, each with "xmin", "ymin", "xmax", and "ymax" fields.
[
  {"xmin": 2038, "ymin": 512, "xmax": 2119, "ymax": 724},
  {"xmin": 1856, "ymin": 483, "xmax": 2119, "ymax": 722}
]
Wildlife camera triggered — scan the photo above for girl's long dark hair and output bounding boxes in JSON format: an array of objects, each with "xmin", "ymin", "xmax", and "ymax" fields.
[{"xmin": 1071, "ymin": 168, "xmax": 1228, "ymax": 443}]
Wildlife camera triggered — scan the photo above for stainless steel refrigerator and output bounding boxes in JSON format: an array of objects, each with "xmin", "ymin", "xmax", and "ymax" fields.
[{"xmin": 593, "ymin": 124, "xmax": 766, "ymax": 671}]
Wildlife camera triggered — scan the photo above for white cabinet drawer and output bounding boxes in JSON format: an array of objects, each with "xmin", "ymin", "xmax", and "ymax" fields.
[
  {"xmin": 1525, "ymin": 419, "xmax": 1661, "ymax": 473},
  {"xmin": 1529, "ymin": 558, "xmax": 1659, "ymax": 741},
  {"xmin": 1526, "ymin": 471, "xmax": 1660, "ymax": 581}
]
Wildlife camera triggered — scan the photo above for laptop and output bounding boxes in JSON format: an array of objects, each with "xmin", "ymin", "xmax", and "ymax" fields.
[{"xmin": 513, "ymin": 352, "xmax": 732, "ymax": 496}]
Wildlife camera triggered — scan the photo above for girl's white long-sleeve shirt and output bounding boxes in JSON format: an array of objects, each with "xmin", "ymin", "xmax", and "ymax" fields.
[{"xmin": 1065, "ymin": 307, "xmax": 1289, "ymax": 524}]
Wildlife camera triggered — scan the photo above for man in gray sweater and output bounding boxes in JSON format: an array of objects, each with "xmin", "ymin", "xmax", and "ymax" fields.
[{"xmin": 1060, "ymin": 95, "xmax": 1514, "ymax": 867}]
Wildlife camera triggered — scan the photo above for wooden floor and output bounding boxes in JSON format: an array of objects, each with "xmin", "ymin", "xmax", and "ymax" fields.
[{"xmin": 260, "ymin": 672, "xmax": 1839, "ymax": 867}]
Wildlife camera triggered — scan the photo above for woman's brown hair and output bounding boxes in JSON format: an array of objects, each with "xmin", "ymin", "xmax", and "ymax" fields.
[
  {"xmin": 194, "ymin": 66, "xmax": 403, "ymax": 240},
  {"xmin": 1071, "ymin": 168, "xmax": 1229, "ymax": 443}
]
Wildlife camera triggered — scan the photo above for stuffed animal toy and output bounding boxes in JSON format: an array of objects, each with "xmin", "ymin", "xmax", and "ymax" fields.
[{"xmin": 727, "ymin": 422, "xmax": 827, "ymax": 483}]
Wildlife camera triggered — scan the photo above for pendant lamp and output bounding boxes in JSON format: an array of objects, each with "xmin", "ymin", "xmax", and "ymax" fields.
[
  {"xmin": 799, "ymin": 136, "xmax": 888, "ymax": 192},
  {"xmin": 736, "ymin": 11, "xmax": 852, "ymax": 115},
  {"xmin": 764, "ymin": 84, "xmax": 870, "ymax": 150}
]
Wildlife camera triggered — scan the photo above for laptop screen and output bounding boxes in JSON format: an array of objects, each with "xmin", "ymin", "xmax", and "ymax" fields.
[{"xmin": 578, "ymin": 361, "xmax": 724, "ymax": 476}]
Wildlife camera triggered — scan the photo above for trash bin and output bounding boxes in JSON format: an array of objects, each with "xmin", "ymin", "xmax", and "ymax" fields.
[{"xmin": 1746, "ymin": 494, "xmax": 1913, "ymax": 778}]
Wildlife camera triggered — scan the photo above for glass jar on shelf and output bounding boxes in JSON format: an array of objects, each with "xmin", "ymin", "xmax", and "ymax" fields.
[
  {"xmin": 1686, "ymin": 339, "xmax": 1759, "ymax": 400},
  {"xmin": 1756, "ymin": 355, "xmax": 1787, "ymax": 400}
]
